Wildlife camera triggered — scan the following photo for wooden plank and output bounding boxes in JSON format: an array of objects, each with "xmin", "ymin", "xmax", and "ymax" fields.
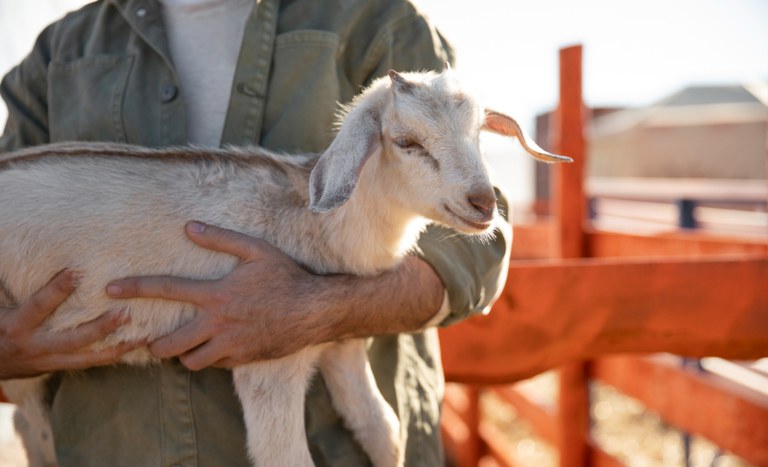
[
  {"xmin": 493, "ymin": 387, "xmax": 557, "ymax": 445},
  {"xmin": 439, "ymin": 256, "xmax": 768, "ymax": 384},
  {"xmin": 551, "ymin": 43, "xmax": 590, "ymax": 467},
  {"xmin": 513, "ymin": 223, "xmax": 768, "ymax": 260},
  {"xmin": 441, "ymin": 397, "xmax": 472, "ymax": 466},
  {"xmin": 476, "ymin": 422, "xmax": 609, "ymax": 467},
  {"xmin": 510, "ymin": 220, "xmax": 553, "ymax": 260},
  {"xmin": 588, "ymin": 177, "xmax": 767, "ymax": 204},
  {"xmin": 558, "ymin": 363, "xmax": 590, "ymax": 466},
  {"xmin": 586, "ymin": 229, "xmax": 768, "ymax": 258},
  {"xmin": 591, "ymin": 354, "xmax": 768, "ymax": 465},
  {"xmin": 442, "ymin": 384, "xmax": 483, "ymax": 466},
  {"xmin": 489, "ymin": 388, "xmax": 624, "ymax": 467},
  {"xmin": 550, "ymin": 45, "xmax": 587, "ymax": 260}
]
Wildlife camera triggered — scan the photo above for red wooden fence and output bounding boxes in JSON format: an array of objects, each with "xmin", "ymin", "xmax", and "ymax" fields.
[{"xmin": 439, "ymin": 44, "xmax": 768, "ymax": 466}]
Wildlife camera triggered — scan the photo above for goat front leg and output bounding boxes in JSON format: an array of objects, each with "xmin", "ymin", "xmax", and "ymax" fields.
[
  {"xmin": 233, "ymin": 346, "xmax": 323, "ymax": 467},
  {"xmin": 319, "ymin": 339, "xmax": 402, "ymax": 467}
]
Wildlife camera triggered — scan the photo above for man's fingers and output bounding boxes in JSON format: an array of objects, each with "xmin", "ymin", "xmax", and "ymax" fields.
[
  {"xmin": 41, "ymin": 339, "xmax": 145, "ymax": 373},
  {"xmin": 148, "ymin": 319, "xmax": 211, "ymax": 359},
  {"xmin": 185, "ymin": 221, "xmax": 276, "ymax": 260},
  {"xmin": 210, "ymin": 357, "xmax": 237, "ymax": 369},
  {"xmin": 178, "ymin": 341, "xmax": 224, "ymax": 371},
  {"xmin": 19, "ymin": 269, "xmax": 81, "ymax": 329},
  {"xmin": 106, "ymin": 275, "xmax": 212, "ymax": 304},
  {"xmin": 44, "ymin": 309, "xmax": 129, "ymax": 353}
]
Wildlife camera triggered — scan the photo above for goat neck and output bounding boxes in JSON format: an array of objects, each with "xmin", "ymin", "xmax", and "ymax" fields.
[{"xmin": 319, "ymin": 154, "xmax": 428, "ymax": 276}]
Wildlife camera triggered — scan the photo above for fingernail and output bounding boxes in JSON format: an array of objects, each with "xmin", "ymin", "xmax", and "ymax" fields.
[
  {"xmin": 69, "ymin": 270, "xmax": 84, "ymax": 288},
  {"xmin": 115, "ymin": 307, "xmax": 131, "ymax": 324},
  {"xmin": 187, "ymin": 221, "xmax": 206, "ymax": 234},
  {"xmin": 106, "ymin": 284, "xmax": 122, "ymax": 296}
]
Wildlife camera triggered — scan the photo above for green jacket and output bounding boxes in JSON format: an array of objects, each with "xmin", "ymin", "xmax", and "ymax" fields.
[{"xmin": 0, "ymin": 0, "xmax": 511, "ymax": 465}]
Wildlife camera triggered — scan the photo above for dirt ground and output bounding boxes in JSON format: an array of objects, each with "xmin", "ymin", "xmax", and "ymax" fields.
[{"xmin": 480, "ymin": 371, "xmax": 753, "ymax": 467}]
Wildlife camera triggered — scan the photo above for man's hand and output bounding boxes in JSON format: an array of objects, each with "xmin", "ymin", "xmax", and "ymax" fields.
[
  {"xmin": 106, "ymin": 222, "xmax": 331, "ymax": 371},
  {"xmin": 0, "ymin": 269, "xmax": 136, "ymax": 379},
  {"xmin": 106, "ymin": 221, "xmax": 445, "ymax": 372}
]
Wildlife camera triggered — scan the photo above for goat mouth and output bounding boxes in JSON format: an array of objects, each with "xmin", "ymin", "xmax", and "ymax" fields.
[{"xmin": 443, "ymin": 204, "xmax": 493, "ymax": 231}]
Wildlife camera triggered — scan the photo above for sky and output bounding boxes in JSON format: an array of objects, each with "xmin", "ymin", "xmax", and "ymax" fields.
[
  {"xmin": 410, "ymin": 0, "xmax": 768, "ymax": 203},
  {"xmin": 1, "ymin": 0, "xmax": 766, "ymax": 204}
]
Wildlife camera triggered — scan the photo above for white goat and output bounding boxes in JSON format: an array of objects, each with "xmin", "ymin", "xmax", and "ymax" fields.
[{"xmin": 0, "ymin": 68, "xmax": 571, "ymax": 467}]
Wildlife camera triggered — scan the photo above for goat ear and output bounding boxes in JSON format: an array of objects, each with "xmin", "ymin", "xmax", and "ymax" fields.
[
  {"xmin": 483, "ymin": 109, "xmax": 573, "ymax": 163},
  {"xmin": 309, "ymin": 108, "xmax": 382, "ymax": 213},
  {"xmin": 388, "ymin": 70, "xmax": 415, "ymax": 94}
]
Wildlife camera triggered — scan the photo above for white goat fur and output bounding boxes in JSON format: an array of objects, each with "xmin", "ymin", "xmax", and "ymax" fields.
[{"xmin": 0, "ymin": 69, "xmax": 569, "ymax": 466}]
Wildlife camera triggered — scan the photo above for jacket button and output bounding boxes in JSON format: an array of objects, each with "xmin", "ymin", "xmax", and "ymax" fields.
[{"xmin": 160, "ymin": 84, "xmax": 178, "ymax": 103}]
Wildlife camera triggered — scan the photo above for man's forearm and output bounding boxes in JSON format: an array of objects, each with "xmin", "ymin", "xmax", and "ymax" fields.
[{"xmin": 308, "ymin": 255, "xmax": 445, "ymax": 345}]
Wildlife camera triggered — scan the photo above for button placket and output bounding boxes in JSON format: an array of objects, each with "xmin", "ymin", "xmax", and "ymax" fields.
[{"xmin": 220, "ymin": 0, "xmax": 279, "ymax": 145}]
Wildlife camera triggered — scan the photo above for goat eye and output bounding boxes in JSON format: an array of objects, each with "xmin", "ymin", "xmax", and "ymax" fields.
[{"xmin": 393, "ymin": 137, "xmax": 422, "ymax": 150}]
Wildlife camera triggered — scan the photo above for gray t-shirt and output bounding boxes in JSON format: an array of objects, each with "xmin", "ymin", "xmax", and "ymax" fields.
[{"xmin": 160, "ymin": 0, "xmax": 253, "ymax": 147}]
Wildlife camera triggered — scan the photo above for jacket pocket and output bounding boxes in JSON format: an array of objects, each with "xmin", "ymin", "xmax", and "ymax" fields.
[
  {"xmin": 48, "ymin": 55, "xmax": 134, "ymax": 143},
  {"xmin": 261, "ymin": 30, "xmax": 341, "ymax": 153}
]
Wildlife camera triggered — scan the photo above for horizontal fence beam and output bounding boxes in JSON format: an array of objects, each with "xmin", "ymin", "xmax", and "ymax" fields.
[
  {"xmin": 512, "ymin": 223, "xmax": 768, "ymax": 260},
  {"xmin": 591, "ymin": 354, "xmax": 768, "ymax": 465},
  {"xmin": 439, "ymin": 256, "xmax": 768, "ymax": 384},
  {"xmin": 586, "ymin": 229, "xmax": 768, "ymax": 258}
]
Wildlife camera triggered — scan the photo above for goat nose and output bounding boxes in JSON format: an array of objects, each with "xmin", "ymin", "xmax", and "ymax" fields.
[{"xmin": 468, "ymin": 191, "xmax": 496, "ymax": 218}]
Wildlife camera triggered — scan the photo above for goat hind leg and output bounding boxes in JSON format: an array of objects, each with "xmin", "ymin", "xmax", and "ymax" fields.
[{"xmin": 319, "ymin": 339, "xmax": 402, "ymax": 467}]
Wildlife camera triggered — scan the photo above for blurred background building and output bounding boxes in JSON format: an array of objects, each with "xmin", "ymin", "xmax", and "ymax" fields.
[{"xmin": 589, "ymin": 83, "xmax": 767, "ymax": 180}]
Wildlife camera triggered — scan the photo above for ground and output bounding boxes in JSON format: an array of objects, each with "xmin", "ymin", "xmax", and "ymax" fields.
[{"xmin": 479, "ymin": 370, "xmax": 753, "ymax": 466}]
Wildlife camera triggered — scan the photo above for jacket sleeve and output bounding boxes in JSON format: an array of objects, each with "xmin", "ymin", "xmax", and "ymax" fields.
[
  {"xmin": 361, "ymin": 9, "xmax": 513, "ymax": 326},
  {"xmin": 0, "ymin": 25, "xmax": 54, "ymax": 152}
]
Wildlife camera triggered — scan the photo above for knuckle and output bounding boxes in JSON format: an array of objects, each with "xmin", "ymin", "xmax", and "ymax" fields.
[
  {"xmin": 23, "ymin": 294, "xmax": 46, "ymax": 313},
  {"xmin": 207, "ymin": 288, "xmax": 230, "ymax": 308},
  {"xmin": 3, "ymin": 321, "xmax": 25, "ymax": 340},
  {"xmin": 160, "ymin": 278, "xmax": 175, "ymax": 297}
]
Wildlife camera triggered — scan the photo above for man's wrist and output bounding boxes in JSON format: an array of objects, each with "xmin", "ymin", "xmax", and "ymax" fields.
[
  {"xmin": 302, "ymin": 256, "xmax": 445, "ymax": 345},
  {"xmin": 419, "ymin": 290, "xmax": 450, "ymax": 329}
]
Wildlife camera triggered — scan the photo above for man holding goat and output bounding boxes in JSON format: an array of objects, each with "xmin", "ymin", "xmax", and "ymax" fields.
[{"xmin": 0, "ymin": 0, "xmax": 510, "ymax": 465}]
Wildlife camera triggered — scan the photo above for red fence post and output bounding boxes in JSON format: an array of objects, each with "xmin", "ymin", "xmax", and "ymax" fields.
[{"xmin": 551, "ymin": 44, "xmax": 591, "ymax": 467}]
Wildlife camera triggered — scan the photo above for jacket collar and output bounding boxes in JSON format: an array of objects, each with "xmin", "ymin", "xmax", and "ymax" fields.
[{"xmin": 108, "ymin": 0, "xmax": 175, "ymax": 67}]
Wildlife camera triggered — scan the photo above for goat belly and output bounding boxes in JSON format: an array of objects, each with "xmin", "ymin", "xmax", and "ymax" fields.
[{"xmin": 0, "ymin": 155, "xmax": 245, "ymax": 347}]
